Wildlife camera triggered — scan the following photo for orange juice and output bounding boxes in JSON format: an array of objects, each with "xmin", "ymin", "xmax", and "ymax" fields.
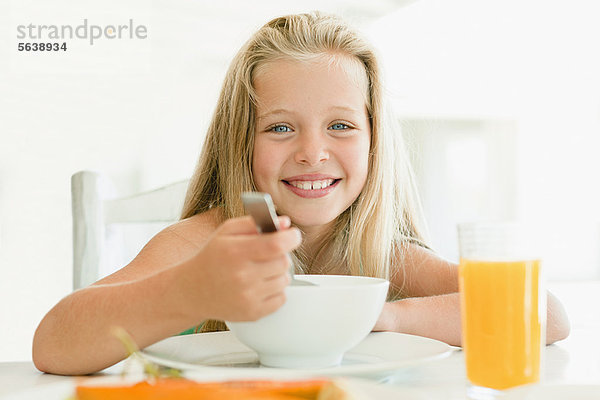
[{"xmin": 459, "ymin": 259, "xmax": 543, "ymax": 390}]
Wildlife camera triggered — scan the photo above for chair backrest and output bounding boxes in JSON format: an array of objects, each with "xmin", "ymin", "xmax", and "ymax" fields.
[{"xmin": 71, "ymin": 171, "xmax": 189, "ymax": 290}]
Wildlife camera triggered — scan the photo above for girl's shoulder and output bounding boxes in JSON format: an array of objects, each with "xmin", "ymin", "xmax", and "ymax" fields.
[
  {"xmin": 93, "ymin": 208, "xmax": 223, "ymax": 285},
  {"xmin": 391, "ymin": 242, "xmax": 458, "ymax": 298},
  {"xmin": 166, "ymin": 207, "xmax": 224, "ymax": 247}
]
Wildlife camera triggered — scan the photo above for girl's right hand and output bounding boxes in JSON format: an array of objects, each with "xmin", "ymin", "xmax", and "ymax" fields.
[{"xmin": 175, "ymin": 215, "xmax": 301, "ymax": 323}]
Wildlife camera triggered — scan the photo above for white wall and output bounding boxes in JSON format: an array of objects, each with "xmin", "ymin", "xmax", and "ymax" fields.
[
  {"xmin": 366, "ymin": 0, "xmax": 600, "ymax": 279},
  {"xmin": 1, "ymin": 0, "xmax": 599, "ymax": 362},
  {"xmin": 0, "ymin": 0, "xmax": 222, "ymax": 362}
]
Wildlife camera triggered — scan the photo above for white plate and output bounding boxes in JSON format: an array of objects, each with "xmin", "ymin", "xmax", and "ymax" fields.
[{"xmin": 141, "ymin": 331, "xmax": 453, "ymax": 381}]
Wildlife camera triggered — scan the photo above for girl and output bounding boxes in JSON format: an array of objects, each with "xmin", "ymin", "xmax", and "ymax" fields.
[{"xmin": 33, "ymin": 12, "xmax": 570, "ymax": 376}]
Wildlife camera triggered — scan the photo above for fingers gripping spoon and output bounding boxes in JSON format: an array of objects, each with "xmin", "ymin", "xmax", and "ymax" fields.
[{"xmin": 242, "ymin": 192, "xmax": 316, "ymax": 286}]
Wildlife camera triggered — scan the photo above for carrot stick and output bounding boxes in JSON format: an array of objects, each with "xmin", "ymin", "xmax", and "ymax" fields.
[{"xmin": 75, "ymin": 378, "xmax": 333, "ymax": 400}]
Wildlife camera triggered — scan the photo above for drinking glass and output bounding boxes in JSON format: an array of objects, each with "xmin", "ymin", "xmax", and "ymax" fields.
[{"xmin": 458, "ymin": 222, "xmax": 546, "ymax": 399}]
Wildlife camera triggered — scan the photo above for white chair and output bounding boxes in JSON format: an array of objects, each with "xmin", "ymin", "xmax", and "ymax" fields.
[{"xmin": 71, "ymin": 171, "xmax": 189, "ymax": 290}]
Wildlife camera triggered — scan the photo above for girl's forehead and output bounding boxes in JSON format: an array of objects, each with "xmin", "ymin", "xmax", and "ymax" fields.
[{"xmin": 253, "ymin": 54, "xmax": 369, "ymax": 108}]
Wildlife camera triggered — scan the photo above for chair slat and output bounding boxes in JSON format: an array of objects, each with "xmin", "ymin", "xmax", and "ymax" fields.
[{"xmin": 71, "ymin": 170, "xmax": 189, "ymax": 290}]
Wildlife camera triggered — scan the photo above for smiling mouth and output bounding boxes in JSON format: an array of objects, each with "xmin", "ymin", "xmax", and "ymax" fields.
[{"xmin": 281, "ymin": 178, "xmax": 341, "ymax": 190}]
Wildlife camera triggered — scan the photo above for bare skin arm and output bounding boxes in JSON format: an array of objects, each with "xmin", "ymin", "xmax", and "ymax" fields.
[
  {"xmin": 373, "ymin": 244, "xmax": 571, "ymax": 346},
  {"xmin": 32, "ymin": 265, "xmax": 191, "ymax": 375},
  {"xmin": 32, "ymin": 214, "xmax": 301, "ymax": 375}
]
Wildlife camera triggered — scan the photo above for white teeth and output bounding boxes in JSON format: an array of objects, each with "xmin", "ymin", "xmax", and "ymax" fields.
[{"xmin": 288, "ymin": 179, "xmax": 335, "ymax": 190}]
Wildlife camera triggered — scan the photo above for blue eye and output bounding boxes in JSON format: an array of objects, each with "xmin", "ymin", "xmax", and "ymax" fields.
[
  {"xmin": 329, "ymin": 123, "xmax": 350, "ymax": 130},
  {"xmin": 270, "ymin": 125, "xmax": 292, "ymax": 133}
]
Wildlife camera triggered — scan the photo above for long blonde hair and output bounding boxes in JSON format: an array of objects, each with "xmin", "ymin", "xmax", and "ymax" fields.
[{"xmin": 181, "ymin": 12, "xmax": 428, "ymax": 332}]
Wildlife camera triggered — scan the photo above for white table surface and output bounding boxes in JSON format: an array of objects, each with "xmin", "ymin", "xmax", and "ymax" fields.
[{"xmin": 2, "ymin": 282, "xmax": 599, "ymax": 399}]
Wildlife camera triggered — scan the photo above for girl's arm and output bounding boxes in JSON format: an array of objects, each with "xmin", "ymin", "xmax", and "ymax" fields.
[
  {"xmin": 33, "ymin": 261, "xmax": 195, "ymax": 375},
  {"xmin": 32, "ymin": 214, "xmax": 300, "ymax": 375},
  {"xmin": 374, "ymin": 291, "xmax": 570, "ymax": 346},
  {"xmin": 374, "ymin": 244, "xmax": 570, "ymax": 346}
]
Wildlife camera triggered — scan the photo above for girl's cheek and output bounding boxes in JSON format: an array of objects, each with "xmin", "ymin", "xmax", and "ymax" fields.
[
  {"xmin": 343, "ymin": 140, "xmax": 370, "ymax": 170},
  {"xmin": 253, "ymin": 142, "xmax": 281, "ymax": 185}
]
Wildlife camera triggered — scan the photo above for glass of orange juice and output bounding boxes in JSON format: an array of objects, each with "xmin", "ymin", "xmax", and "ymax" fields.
[{"xmin": 458, "ymin": 222, "xmax": 546, "ymax": 399}]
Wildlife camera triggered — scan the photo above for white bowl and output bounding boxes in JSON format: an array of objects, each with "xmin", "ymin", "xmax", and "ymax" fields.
[{"xmin": 225, "ymin": 275, "xmax": 389, "ymax": 369}]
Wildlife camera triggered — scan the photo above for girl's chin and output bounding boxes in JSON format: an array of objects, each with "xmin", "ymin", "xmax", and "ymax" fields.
[
  {"xmin": 273, "ymin": 196, "xmax": 348, "ymax": 228},
  {"xmin": 288, "ymin": 213, "xmax": 340, "ymax": 230}
]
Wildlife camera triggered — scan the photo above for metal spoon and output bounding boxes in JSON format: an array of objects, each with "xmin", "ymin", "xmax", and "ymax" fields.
[{"xmin": 242, "ymin": 192, "xmax": 316, "ymax": 286}]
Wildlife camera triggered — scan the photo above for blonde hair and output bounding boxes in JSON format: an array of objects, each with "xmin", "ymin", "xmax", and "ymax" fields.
[{"xmin": 181, "ymin": 12, "xmax": 428, "ymax": 332}]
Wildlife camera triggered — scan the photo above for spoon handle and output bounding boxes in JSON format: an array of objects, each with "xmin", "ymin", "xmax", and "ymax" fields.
[
  {"xmin": 241, "ymin": 192, "xmax": 279, "ymax": 233},
  {"xmin": 241, "ymin": 192, "xmax": 315, "ymax": 286}
]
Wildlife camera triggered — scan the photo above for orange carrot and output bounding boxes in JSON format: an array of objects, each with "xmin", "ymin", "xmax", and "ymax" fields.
[{"xmin": 75, "ymin": 378, "xmax": 332, "ymax": 400}]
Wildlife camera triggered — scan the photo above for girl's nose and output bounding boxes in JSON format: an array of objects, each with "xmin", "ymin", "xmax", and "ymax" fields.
[{"xmin": 294, "ymin": 133, "xmax": 329, "ymax": 166}]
